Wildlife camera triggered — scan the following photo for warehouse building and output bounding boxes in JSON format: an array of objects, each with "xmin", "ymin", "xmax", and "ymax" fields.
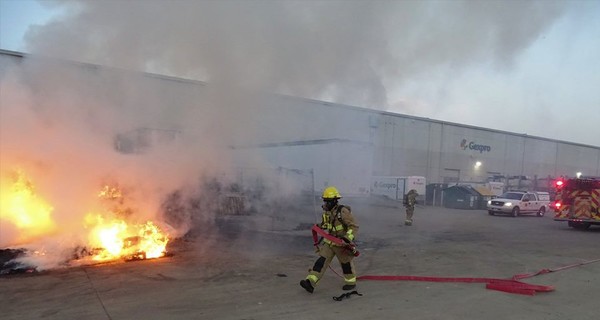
[
  {"xmin": 2, "ymin": 49, "xmax": 599, "ymax": 197},
  {"xmin": 232, "ymin": 95, "xmax": 600, "ymax": 196}
]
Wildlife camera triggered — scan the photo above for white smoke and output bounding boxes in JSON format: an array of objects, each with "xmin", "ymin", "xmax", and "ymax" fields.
[
  {"xmin": 21, "ymin": 0, "xmax": 597, "ymax": 145},
  {"xmin": 23, "ymin": 1, "xmax": 571, "ymax": 107},
  {"xmin": 1, "ymin": 0, "xmax": 594, "ymax": 270}
]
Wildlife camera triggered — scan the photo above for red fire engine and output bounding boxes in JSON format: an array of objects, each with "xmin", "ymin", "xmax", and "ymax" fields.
[{"xmin": 553, "ymin": 177, "xmax": 600, "ymax": 229}]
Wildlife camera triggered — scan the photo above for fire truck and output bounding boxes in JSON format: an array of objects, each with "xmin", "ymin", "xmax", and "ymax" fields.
[{"xmin": 553, "ymin": 177, "xmax": 600, "ymax": 229}]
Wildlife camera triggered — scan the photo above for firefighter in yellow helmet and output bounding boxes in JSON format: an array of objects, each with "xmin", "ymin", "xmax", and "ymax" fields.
[
  {"xmin": 300, "ymin": 186, "xmax": 359, "ymax": 293},
  {"xmin": 403, "ymin": 189, "xmax": 418, "ymax": 226}
]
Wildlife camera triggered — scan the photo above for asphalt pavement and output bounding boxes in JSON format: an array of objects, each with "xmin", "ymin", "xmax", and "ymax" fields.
[{"xmin": 1, "ymin": 198, "xmax": 599, "ymax": 320}]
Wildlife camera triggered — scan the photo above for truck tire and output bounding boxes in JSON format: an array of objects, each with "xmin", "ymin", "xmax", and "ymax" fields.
[
  {"xmin": 511, "ymin": 207, "xmax": 520, "ymax": 217},
  {"xmin": 570, "ymin": 221, "xmax": 591, "ymax": 230},
  {"xmin": 536, "ymin": 207, "xmax": 545, "ymax": 217}
]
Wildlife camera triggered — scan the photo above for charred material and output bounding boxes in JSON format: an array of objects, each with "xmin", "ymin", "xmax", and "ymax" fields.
[{"xmin": 0, "ymin": 249, "xmax": 37, "ymax": 275}]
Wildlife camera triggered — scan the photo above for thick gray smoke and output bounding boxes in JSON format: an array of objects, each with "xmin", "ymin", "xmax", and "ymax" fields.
[
  {"xmin": 0, "ymin": 0, "xmax": 586, "ymax": 270},
  {"xmin": 25, "ymin": 0, "xmax": 568, "ymax": 109},
  {"xmin": 23, "ymin": 1, "xmax": 597, "ymax": 144}
]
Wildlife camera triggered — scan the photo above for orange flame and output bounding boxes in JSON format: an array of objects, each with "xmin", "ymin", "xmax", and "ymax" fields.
[
  {"xmin": 85, "ymin": 215, "xmax": 169, "ymax": 261},
  {"xmin": 1, "ymin": 169, "xmax": 169, "ymax": 263},
  {"xmin": 85, "ymin": 183, "xmax": 170, "ymax": 261},
  {"xmin": 98, "ymin": 185, "xmax": 123, "ymax": 200},
  {"xmin": 0, "ymin": 169, "xmax": 56, "ymax": 244},
  {"xmin": 137, "ymin": 221, "xmax": 169, "ymax": 259}
]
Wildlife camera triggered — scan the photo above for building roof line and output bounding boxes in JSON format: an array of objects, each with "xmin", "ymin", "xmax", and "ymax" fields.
[
  {"xmin": 2, "ymin": 49, "xmax": 598, "ymax": 150},
  {"xmin": 230, "ymin": 138, "xmax": 371, "ymax": 149}
]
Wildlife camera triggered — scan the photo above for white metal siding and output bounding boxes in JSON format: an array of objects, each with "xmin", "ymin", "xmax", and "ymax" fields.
[{"xmin": 2, "ymin": 50, "xmax": 598, "ymax": 190}]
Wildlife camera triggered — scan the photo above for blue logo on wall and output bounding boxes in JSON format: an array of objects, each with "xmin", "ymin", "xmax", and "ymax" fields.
[{"xmin": 460, "ymin": 139, "xmax": 491, "ymax": 153}]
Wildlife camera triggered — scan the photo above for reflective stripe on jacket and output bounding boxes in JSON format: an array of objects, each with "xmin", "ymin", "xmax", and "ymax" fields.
[{"xmin": 320, "ymin": 205, "xmax": 359, "ymax": 245}]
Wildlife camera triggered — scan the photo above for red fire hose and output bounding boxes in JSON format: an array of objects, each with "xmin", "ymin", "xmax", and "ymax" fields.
[
  {"xmin": 310, "ymin": 225, "xmax": 600, "ymax": 296},
  {"xmin": 356, "ymin": 274, "xmax": 553, "ymax": 296},
  {"xmin": 312, "ymin": 224, "xmax": 359, "ymax": 256}
]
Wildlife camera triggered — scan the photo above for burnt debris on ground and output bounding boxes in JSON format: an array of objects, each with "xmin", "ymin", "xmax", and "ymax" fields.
[{"xmin": 0, "ymin": 249, "xmax": 37, "ymax": 275}]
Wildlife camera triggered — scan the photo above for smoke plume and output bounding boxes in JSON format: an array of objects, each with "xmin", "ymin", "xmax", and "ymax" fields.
[{"xmin": 0, "ymin": 0, "xmax": 585, "ymax": 269}]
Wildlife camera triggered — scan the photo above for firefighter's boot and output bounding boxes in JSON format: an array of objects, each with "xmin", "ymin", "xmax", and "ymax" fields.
[
  {"xmin": 300, "ymin": 279, "xmax": 314, "ymax": 293},
  {"xmin": 342, "ymin": 284, "xmax": 356, "ymax": 291}
]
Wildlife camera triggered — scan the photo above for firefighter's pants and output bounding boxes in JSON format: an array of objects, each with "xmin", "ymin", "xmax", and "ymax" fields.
[
  {"xmin": 405, "ymin": 206, "xmax": 414, "ymax": 222},
  {"xmin": 306, "ymin": 243, "xmax": 356, "ymax": 287}
]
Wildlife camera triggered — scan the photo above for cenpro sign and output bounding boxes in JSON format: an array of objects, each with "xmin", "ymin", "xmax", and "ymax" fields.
[
  {"xmin": 371, "ymin": 176, "xmax": 404, "ymax": 200},
  {"xmin": 460, "ymin": 139, "xmax": 491, "ymax": 153}
]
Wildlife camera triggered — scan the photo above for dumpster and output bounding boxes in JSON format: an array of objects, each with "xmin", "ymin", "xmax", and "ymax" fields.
[
  {"xmin": 473, "ymin": 186, "xmax": 496, "ymax": 209},
  {"xmin": 426, "ymin": 183, "xmax": 448, "ymax": 206},
  {"xmin": 442, "ymin": 185, "xmax": 481, "ymax": 210}
]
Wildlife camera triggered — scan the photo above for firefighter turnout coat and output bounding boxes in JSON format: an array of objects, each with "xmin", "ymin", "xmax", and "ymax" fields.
[{"xmin": 305, "ymin": 204, "xmax": 359, "ymax": 288}]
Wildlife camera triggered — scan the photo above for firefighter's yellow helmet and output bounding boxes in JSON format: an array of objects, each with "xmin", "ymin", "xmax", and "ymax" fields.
[{"xmin": 322, "ymin": 186, "xmax": 341, "ymax": 199}]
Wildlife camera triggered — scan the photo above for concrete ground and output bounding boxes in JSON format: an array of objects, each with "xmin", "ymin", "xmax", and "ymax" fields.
[{"xmin": 1, "ymin": 197, "xmax": 599, "ymax": 320}]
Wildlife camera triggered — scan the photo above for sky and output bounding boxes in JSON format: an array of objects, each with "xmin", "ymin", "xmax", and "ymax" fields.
[{"xmin": 1, "ymin": 0, "xmax": 599, "ymax": 147}]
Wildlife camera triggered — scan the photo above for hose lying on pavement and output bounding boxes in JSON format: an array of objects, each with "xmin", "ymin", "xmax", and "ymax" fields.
[
  {"xmin": 357, "ymin": 274, "xmax": 552, "ymax": 296},
  {"xmin": 310, "ymin": 225, "xmax": 600, "ymax": 296},
  {"xmin": 357, "ymin": 258, "xmax": 600, "ymax": 296}
]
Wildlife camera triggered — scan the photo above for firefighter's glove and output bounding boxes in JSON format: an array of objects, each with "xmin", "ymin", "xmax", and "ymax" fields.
[{"xmin": 342, "ymin": 232, "xmax": 354, "ymax": 243}]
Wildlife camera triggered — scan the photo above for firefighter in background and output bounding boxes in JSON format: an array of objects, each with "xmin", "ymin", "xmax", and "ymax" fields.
[
  {"xmin": 404, "ymin": 189, "xmax": 418, "ymax": 226},
  {"xmin": 300, "ymin": 186, "xmax": 359, "ymax": 293}
]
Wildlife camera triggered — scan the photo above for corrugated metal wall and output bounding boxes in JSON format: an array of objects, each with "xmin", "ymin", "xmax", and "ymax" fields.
[
  {"xmin": 257, "ymin": 95, "xmax": 600, "ymax": 186},
  {"xmin": 3, "ymin": 49, "xmax": 599, "ymax": 190},
  {"xmin": 368, "ymin": 112, "xmax": 600, "ymax": 183}
]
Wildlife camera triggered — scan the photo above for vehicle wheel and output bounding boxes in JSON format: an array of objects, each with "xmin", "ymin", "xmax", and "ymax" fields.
[
  {"xmin": 572, "ymin": 222, "xmax": 591, "ymax": 230},
  {"xmin": 537, "ymin": 207, "xmax": 545, "ymax": 217},
  {"xmin": 488, "ymin": 210, "xmax": 495, "ymax": 216},
  {"xmin": 511, "ymin": 207, "xmax": 520, "ymax": 217}
]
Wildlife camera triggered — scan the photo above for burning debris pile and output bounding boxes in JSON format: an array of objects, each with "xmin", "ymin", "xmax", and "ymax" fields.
[
  {"xmin": 0, "ymin": 169, "xmax": 171, "ymax": 275},
  {"xmin": 82, "ymin": 184, "xmax": 170, "ymax": 262},
  {"xmin": 0, "ymin": 161, "xmax": 310, "ymax": 274}
]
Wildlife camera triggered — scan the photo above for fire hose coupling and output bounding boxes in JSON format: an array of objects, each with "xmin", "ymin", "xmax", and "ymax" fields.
[
  {"xmin": 311, "ymin": 225, "xmax": 360, "ymax": 257},
  {"xmin": 350, "ymin": 246, "xmax": 359, "ymax": 257},
  {"xmin": 345, "ymin": 244, "xmax": 360, "ymax": 257}
]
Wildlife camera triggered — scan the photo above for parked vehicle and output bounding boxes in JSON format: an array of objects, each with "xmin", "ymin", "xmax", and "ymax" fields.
[
  {"xmin": 487, "ymin": 191, "xmax": 550, "ymax": 217},
  {"xmin": 553, "ymin": 177, "xmax": 600, "ymax": 229}
]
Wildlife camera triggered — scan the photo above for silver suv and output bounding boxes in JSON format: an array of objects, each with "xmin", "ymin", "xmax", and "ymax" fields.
[{"xmin": 487, "ymin": 191, "xmax": 550, "ymax": 217}]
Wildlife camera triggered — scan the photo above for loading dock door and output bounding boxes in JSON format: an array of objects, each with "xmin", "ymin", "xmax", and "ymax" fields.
[{"xmin": 443, "ymin": 168, "xmax": 461, "ymax": 183}]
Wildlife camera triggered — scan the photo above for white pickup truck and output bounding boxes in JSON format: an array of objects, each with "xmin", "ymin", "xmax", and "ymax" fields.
[{"xmin": 487, "ymin": 191, "xmax": 550, "ymax": 217}]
